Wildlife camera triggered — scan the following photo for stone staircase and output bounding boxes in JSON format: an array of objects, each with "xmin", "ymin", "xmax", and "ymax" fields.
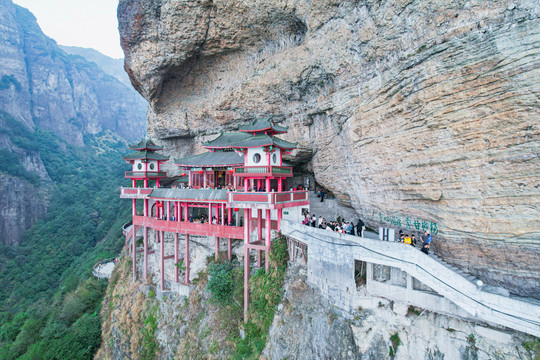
[{"xmin": 281, "ymin": 220, "xmax": 540, "ymax": 337}]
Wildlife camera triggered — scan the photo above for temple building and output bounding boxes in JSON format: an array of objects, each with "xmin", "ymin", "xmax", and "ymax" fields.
[{"xmin": 120, "ymin": 117, "xmax": 309, "ymax": 321}]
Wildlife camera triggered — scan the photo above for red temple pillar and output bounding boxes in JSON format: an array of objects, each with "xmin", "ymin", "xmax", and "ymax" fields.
[
  {"xmin": 277, "ymin": 209, "xmax": 282, "ymax": 233},
  {"xmin": 243, "ymin": 208, "xmax": 251, "ymax": 323},
  {"xmin": 227, "ymin": 206, "xmax": 232, "ymax": 225},
  {"xmin": 143, "ymin": 227, "xmax": 148, "ymax": 280},
  {"xmin": 221, "ymin": 203, "xmax": 225, "ymax": 225},
  {"xmin": 174, "ymin": 233, "xmax": 179, "ymax": 283},
  {"xmin": 132, "ymin": 224, "xmax": 137, "ymax": 282},
  {"xmin": 265, "ymin": 177, "xmax": 271, "ymax": 192},
  {"xmin": 244, "ymin": 178, "xmax": 248, "ymax": 191},
  {"xmin": 132, "ymin": 199, "xmax": 136, "ymax": 216},
  {"xmin": 160, "ymin": 231, "xmax": 165, "ymax": 290},
  {"xmin": 257, "ymin": 209, "xmax": 262, "ymax": 267},
  {"xmin": 184, "ymin": 202, "xmax": 189, "ymax": 222},
  {"xmin": 278, "ymin": 178, "xmax": 282, "ymax": 192},
  {"xmin": 265, "ymin": 209, "xmax": 271, "ymax": 273},
  {"xmin": 228, "ymin": 238, "xmax": 232, "ymax": 260},
  {"xmin": 185, "ymin": 234, "xmax": 190, "ymax": 284}
]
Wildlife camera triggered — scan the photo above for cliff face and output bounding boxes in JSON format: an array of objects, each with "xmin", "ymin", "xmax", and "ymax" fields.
[
  {"xmin": 1, "ymin": 2, "xmax": 147, "ymax": 145},
  {"xmin": 0, "ymin": 0, "xmax": 147, "ymax": 245},
  {"xmin": 117, "ymin": 0, "xmax": 540, "ymax": 297}
]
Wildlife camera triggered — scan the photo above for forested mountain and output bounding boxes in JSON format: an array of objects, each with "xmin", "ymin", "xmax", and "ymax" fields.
[
  {"xmin": 0, "ymin": 0, "xmax": 144, "ymax": 358},
  {"xmin": 0, "ymin": 0, "xmax": 146, "ymax": 246}
]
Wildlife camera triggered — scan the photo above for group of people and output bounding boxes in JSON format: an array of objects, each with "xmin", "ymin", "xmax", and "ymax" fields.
[
  {"xmin": 399, "ymin": 230, "xmax": 432, "ymax": 255},
  {"xmin": 302, "ymin": 213, "xmax": 366, "ymax": 237}
]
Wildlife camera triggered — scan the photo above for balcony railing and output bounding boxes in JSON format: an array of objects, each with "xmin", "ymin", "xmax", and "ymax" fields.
[
  {"xmin": 120, "ymin": 187, "xmax": 153, "ymax": 198},
  {"xmin": 228, "ymin": 190, "xmax": 309, "ymax": 208},
  {"xmin": 125, "ymin": 171, "xmax": 167, "ymax": 178},
  {"xmin": 233, "ymin": 166, "xmax": 292, "ymax": 177}
]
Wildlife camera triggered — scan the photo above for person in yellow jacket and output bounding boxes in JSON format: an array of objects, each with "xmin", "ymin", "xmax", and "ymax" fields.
[{"xmin": 404, "ymin": 234, "xmax": 412, "ymax": 245}]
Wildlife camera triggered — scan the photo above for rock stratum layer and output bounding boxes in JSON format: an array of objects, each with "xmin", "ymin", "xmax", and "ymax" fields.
[{"xmin": 118, "ymin": 0, "xmax": 540, "ymax": 297}]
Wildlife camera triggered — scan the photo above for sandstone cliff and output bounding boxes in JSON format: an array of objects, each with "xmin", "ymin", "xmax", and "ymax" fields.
[{"xmin": 118, "ymin": 0, "xmax": 540, "ymax": 298}]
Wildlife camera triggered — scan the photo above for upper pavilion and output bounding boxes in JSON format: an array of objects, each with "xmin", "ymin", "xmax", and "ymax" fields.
[
  {"xmin": 122, "ymin": 139, "xmax": 169, "ymax": 187},
  {"xmin": 175, "ymin": 117, "xmax": 297, "ymax": 190}
]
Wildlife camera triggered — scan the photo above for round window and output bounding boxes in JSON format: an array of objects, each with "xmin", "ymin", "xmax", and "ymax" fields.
[
  {"xmin": 150, "ymin": 163, "xmax": 155, "ymax": 170},
  {"xmin": 137, "ymin": 163, "xmax": 142, "ymax": 170},
  {"xmin": 272, "ymin": 153, "xmax": 277, "ymax": 164},
  {"xmin": 252, "ymin": 153, "xmax": 261, "ymax": 163}
]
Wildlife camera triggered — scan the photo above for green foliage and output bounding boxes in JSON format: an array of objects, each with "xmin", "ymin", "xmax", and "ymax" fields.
[
  {"xmin": 0, "ymin": 129, "xmax": 130, "ymax": 359},
  {"xmin": 140, "ymin": 304, "xmax": 159, "ymax": 360},
  {"xmin": 389, "ymin": 331, "xmax": 402, "ymax": 359},
  {"xmin": 522, "ymin": 338, "xmax": 540, "ymax": 360},
  {"xmin": 0, "ymin": 148, "xmax": 40, "ymax": 185},
  {"xmin": 231, "ymin": 234, "xmax": 289, "ymax": 359},
  {"xmin": 207, "ymin": 261, "xmax": 235, "ymax": 304}
]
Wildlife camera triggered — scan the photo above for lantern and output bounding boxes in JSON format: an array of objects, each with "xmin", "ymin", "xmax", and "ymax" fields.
[
  {"xmin": 199, "ymin": 170, "xmax": 204, "ymax": 174},
  {"xmin": 233, "ymin": 208, "xmax": 239, "ymax": 212},
  {"xmin": 157, "ymin": 202, "xmax": 163, "ymax": 208},
  {"xmin": 181, "ymin": 172, "xmax": 186, "ymax": 177},
  {"xmin": 229, "ymin": 169, "xmax": 234, "ymax": 173}
]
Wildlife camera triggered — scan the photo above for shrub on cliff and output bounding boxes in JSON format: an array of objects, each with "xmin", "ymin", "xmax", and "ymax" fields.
[{"xmin": 207, "ymin": 261, "xmax": 235, "ymax": 304}]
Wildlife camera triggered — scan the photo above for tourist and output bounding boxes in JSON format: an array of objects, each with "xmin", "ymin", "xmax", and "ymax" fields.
[
  {"xmin": 411, "ymin": 235, "xmax": 417, "ymax": 247},
  {"xmin": 311, "ymin": 214, "xmax": 316, "ymax": 227},
  {"xmin": 318, "ymin": 216, "xmax": 323, "ymax": 228},
  {"xmin": 356, "ymin": 219, "xmax": 365, "ymax": 237},
  {"xmin": 399, "ymin": 233, "xmax": 405, "ymax": 243},
  {"xmin": 421, "ymin": 231, "xmax": 432, "ymax": 255},
  {"xmin": 404, "ymin": 234, "xmax": 412, "ymax": 245},
  {"xmin": 346, "ymin": 222, "xmax": 354, "ymax": 235},
  {"xmin": 319, "ymin": 189, "xmax": 325, "ymax": 202}
]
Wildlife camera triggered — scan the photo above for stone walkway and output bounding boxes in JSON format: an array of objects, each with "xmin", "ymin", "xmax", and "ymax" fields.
[{"xmin": 308, "ymin": 191, "xmax": 379, "ymax": 240}]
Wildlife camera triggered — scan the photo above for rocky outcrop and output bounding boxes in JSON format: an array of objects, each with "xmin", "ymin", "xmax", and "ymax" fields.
[{"xmin": 118, "ymin": 0, "xmax": 540, "ymax": 298}]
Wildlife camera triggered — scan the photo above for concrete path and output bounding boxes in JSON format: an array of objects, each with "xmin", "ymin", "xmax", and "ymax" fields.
[
  {"xmin": 93, "ymin": 261, "xmax": 115, "ymax": 279},
  {"xmin": 307, "ymin": 191, "xmax": 379, "ymax": 240}
]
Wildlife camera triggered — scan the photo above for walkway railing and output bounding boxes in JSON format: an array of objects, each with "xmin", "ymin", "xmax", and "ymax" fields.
[{"xmin": 281, "ymin": 220, "xmax": 540, "ymax": 337}]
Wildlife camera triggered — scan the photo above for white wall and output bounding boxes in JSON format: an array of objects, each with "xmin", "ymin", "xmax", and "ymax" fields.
[{"xmin": 246, "ymin": 147, "xmax": 268, "ymax": 166}]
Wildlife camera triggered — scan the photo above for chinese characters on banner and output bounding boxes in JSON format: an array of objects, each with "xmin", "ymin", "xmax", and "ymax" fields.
[{"xmin": 379, "ymin": 212, "xmax": 438, "ymax": 235}]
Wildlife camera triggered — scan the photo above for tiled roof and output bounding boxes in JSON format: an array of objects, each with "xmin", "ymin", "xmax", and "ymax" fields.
[
  {"xmin": 122, "ymin": 150, "xmax": 170, "ymax": 161},
  {"xmin": 174, "ymin": 151, "xmax": 244, "ymax": 167},
  {"xmin": 149, "ymin": 188, "xmax": 229, "ymax": 201},
  {"xmin": 202, "ymin": 132, "xmax": 252, "ymax": 149},
  {"xmin": 128, "ymin": 139, "xmax": 163, "ymax": 151},
  {"xmin": 238, "ymin": 117, "xmax": 288, "ymax": 133},
  {"xmin": 231, "ymin": 134, "xmax": 297, "ymax": 150}
]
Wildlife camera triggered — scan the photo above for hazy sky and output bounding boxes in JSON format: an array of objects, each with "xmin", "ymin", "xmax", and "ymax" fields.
[{"xmin": 13, "ymin": 0, "xmax": 123, "ymax": 59}]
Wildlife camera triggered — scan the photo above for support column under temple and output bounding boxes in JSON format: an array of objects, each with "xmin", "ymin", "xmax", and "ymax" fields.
[
  {"xmin": 185, "ymin": 234, "xmax": 190, "ymax": 284},
  {"xmin": 215, "ymin": 237, "xmax": 219, "ymax": 261},
  {"xmin": 132, "ymin": 223, "xmax": 137, "ymax": 282},
  {"xmin": 160, "ymin": 231, "xmax": 165, "ymax": 290},
  {"xmin": 277, "ymin": 209, "xmax": 282, "ymax": 233},
  {"xmin": 243, "ymin": 208, "xmax": 251, "ymax": 323},
  {"xmin": 257, "ymin": 209, "xmax": 262, "ymax": 267},
  {"xmin": 143, "ymin": 226, "xmax": 148, "ymax": 280},
  {"xmin": 228, "ymin": 238, "xmax": 232, "ymax": 260},
  {"xmin": 265, "ymin": 209, "xmax": 271, "ymax": 273},
  {"xmin": 174, "ymin": 233, "xmax": 179, "ymax": 283}
]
